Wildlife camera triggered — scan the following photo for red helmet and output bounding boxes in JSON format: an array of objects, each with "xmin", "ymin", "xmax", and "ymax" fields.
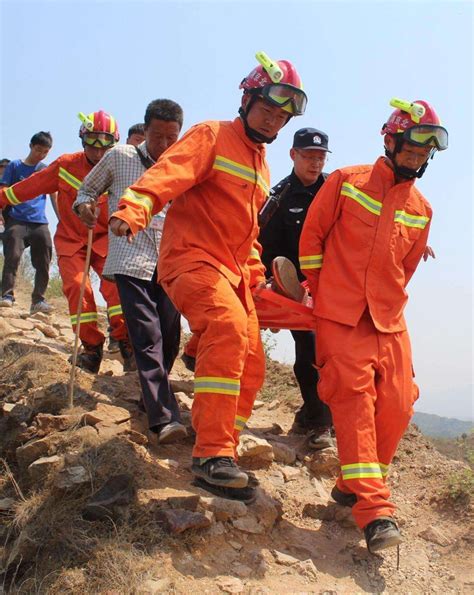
[
  {"xmin": 78, "ymin": 110, "xmax": 120, "ymax": 143},
  {"xmin": 381, "ymin": 99, "xmax": 448, "ymax": 151},
  {"xmin": 240, "ymin": 53, "xmax": 307, "ymax": 116}
]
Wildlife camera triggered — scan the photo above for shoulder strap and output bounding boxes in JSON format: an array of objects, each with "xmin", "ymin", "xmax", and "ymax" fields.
[{"xmin": 135, "ymin": 146, "xmax": 155, "ymax": 170}]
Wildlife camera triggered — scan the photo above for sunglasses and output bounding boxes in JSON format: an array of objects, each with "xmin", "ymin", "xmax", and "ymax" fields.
[{"xmin": 83, "ymin": 133, "xmax": 116, "ymax": 148}]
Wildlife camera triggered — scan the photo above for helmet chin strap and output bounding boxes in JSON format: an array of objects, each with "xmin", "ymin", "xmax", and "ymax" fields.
[
  {"xmin": 238, "ymin": 93, "xmax": 291, "ymax": 144},
  {"xmin": 385, "ymin": 137, "xmax": 433, "ymax": 180}
]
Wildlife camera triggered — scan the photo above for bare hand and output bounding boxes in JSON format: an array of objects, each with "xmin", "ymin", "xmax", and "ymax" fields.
[
  {"xmin": 110, "ymin": 216, "xmax": 133, "ymax": 243},
  {"xmin": 77, "ymin": 203, "xmax": 99, "ymax": 228},
  {"xmin": 423, "ymin": 245, "xmax": 436, "ymax": 261}
]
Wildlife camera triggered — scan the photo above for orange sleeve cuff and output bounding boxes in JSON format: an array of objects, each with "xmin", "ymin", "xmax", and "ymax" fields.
[{"xmin": 110, "ymin": 203, "xmax": 149, "ymax": 235}]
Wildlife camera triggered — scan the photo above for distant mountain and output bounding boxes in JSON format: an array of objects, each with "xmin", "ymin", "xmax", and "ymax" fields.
[{"xmin": 412, "ymin": 411, "xmax": 473, "ymax": 438}]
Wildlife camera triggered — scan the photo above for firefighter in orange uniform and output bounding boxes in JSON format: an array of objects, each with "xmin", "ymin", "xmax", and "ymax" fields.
[
  {"xmin": 299, "ymin": 98, "xmax": 448, "ymax": 552},
  {"xmin": 110, "ymin": 53, "xmax": 307, "ymax": 501},
  {"xmin": 0, "ymin": 111, "xmax": 130, "ymax": 373}
]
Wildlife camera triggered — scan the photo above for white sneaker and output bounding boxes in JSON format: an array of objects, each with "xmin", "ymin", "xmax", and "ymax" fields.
[
  {"xmin": 0, "ymin": 296, "xmax": 14, "ymax": 308},
  {"xmin": 156, "ymin": 422, "xmax": 187, "ymax": 444},
  {"xmin": 30, "ymin": 300, "xmax": 54, "ymax": 314}
]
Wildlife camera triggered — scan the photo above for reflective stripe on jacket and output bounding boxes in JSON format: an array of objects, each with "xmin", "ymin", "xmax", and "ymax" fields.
[
  {"xmin": 0, "ymin": 152, "xmax": 108, "ymax": 257},
  {"xmin": 299, "ymin": 156, "xmax": 432, "ymax": 332},
  {"xmin": 114, "ymin": 118, "xmax": 269, "ymax": 306}
]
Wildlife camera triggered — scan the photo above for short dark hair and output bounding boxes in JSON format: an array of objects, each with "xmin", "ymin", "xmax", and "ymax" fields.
[
  {"xmin": 0, "ymin": 158, "xmax": 10, "ymax": 166},
  {"xmin": 30, "ymin": 131, "xmax": 53, "ymax": 148},
  {"xmin": 144, "ymin": 99, "xmax": 183, "ymax": 129},
  {"xmin": 127, "ymin": 123, "xmax": 145, "ymax": 138}
]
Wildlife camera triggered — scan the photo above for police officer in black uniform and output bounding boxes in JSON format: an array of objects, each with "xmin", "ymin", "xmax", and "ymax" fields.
[{"xmin": 259, "ymin": 127, "xmax": 333, "ymax": 449}]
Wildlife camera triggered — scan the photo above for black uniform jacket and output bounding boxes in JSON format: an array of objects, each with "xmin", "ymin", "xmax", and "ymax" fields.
[{"xmin": 259, "ymin": 169, "xmax": 327, "ymax": 281}]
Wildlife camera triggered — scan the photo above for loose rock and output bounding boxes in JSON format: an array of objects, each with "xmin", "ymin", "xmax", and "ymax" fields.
[{"xmin": 155, "ymin": 508, "xmax": 211, "ymax": 534}]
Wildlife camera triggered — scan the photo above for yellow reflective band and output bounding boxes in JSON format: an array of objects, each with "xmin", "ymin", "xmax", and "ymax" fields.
[
  {"xmin": 107, "ymin": 305, "xmax": 123, "ymax": 318},
  {"xmin": 122, "ymin": 188, "xmax": 153, "ymax": 219},
  {"xmin": 249, "ymin": 247, "xmax": 261, "ymax": 260},
  {"xmin": 341, "ymin": 182, "xmax": 382, "ymax": 216},
  {"xmin": 394, "ymin": 210, "xmax": 430, "ymax": 229},
  {"xmin": 213, "ymin": 155, "xmax": 269, "ymax": 194},
  {"xmin": 234, "ymin": 415, "xmax": 248, "ymax": 431},
  {"xmin": 380, "ymin": 463, "xmax": 389, "ymax": 477},
  {"xmin": 299, "ymin": 254, "xmax": 323, "ymax": 270},
  {"xmin": 59, "ymin": 167, "xmax": 82, "ymax": 190},
  {"xmin": 70, "ymin": 311, "xmax": 98, "ymax": 325},
  {"xmin": 341, "ymin": 462, "xmax": 383, "ymax": 480},
  {"xmin": 4, "ymin": 187, "xmax": 21, "ymax": 205},
  {"xmin": 194, "ymin": 376, "xmax": 240, "ymax": 396}
]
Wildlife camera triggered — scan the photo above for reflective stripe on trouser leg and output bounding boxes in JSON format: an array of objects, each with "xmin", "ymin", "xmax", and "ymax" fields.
[
  {"xmin": 91, "ymin": 251, "xmax": 128, "ymax": 342},
  {"xmin": 315, "ymin": 313, "xmax": 397, "ymax": 529},
  {"xmin": 162, "ymin": 264, "xmax": 261, "ymax": 459},
  {"xmin": 58, "ymin": 252, "xmax": 104, "ymax": 346}
]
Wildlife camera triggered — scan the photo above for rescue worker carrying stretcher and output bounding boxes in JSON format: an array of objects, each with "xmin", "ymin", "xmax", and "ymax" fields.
[
  {"xmin": 299, "ymin": 98, "xmax": 448, "ymax": 553},
  {"xmin": 110, "ymin": 52, "xmax": 308, "ymax": 502},
  {"xmin": 0, "ymin": 111, "xmax": 132, "ymax": 374}
]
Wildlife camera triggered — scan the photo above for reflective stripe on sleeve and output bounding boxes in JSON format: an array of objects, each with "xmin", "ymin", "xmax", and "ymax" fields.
[
  {"xmin": 194, "ymin": 376, "xmax": 240, "ymax": 396},
  {"xmin": 4, "ymin": 187, "xmax": 21, "ymax": 205},
  {"xmin": 59, "ymin": 167, "xmax": 82, "ymax": 190},
  {"xmin": 234, "ymin": 415, "xmax": 248, "ymax": 431},
  {"xmin": 122, "ymin": 187, "xmax": 153, "ymax": 220},
  {"xmin": 394, "ymin": 210, "xmax": 430, "ymax": 229},
  {"xmin": 299, "ymin": 254, "xmax": 323, "ymax": 270}
]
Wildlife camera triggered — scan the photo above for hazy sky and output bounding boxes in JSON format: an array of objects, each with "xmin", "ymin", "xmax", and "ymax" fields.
[{"xmin": 1, "ymin": 0, "xmax": 472, "ymax": 419}]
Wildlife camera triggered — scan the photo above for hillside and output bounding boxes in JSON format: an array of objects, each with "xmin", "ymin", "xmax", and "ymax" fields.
[
  {"xmin": 413, "ymin": 411, "xmax": 473, "ymax": 439},
  {"xmin": 0, "ymin": 291, "xmax": 473, "ymax": 594}
]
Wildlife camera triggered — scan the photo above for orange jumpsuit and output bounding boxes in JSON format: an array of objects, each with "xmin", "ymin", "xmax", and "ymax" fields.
[
  {"xmin": 113, "ymin": 118, "xmax": 269, "ymax": 458},
  {"xmin": 0, "ymin": 152, "xmax": 126, "ymax": 346},
  {"xmin": 299, "ymin": 156, "xmax": 431, "ymax": 529}
]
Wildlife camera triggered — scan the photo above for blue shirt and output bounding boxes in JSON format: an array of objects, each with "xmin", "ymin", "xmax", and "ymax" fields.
[{"xmin": 1, "ymin": 160, "xmax": 48, "ymax": 224}]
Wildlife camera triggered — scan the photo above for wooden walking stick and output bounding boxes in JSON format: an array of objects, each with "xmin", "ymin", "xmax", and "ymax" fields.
[{"xmin": 67, "ymin": 228, "xmax": 93, "ymax": 408}]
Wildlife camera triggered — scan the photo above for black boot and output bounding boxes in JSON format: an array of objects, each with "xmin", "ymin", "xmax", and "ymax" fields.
[
  {"xmin": 191, "ymin": 457, "xmax": 248, "ymax": 488},
  {"xmin": 119, "ymin": 339, "xmax": 137, "ymax": 372},
  {"xmin": 364, "ymin": 517, "xmax": 402, "ymax": 553},
  {"xmin": 74, "ymin": 342, "xmax": 103, "ymax": 374}
]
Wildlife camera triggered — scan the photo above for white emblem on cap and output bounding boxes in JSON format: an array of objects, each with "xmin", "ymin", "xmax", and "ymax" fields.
[{"xmin": 313, "ymin": 135, "xmax": 322, "ymax": 145}]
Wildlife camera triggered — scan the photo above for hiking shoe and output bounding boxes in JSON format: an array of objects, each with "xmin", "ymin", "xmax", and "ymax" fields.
[
  {"xmin": 181, "ymin": 352, "xmax": 196, "ymax": 372},
  {"xmin": 0, "ymin": 296, "xmax": 14, "ymax": 308},
  {"xmin": 192, "ymin": 477, "xmax": 257, "ymax": 504},
  {"xmin": 30, "ymin": 299, "xmax": 53, "ymax": 314},
  {"xmin": 191, "ymin": 456, "xmax": 248, "ymax": 488},
  {"xmin": 331, "ymin": 485, "xmax": 357, "ymax": 507},
  {"xmin": 107, "ymin": 335, "xmax": 120, "ymax": 354},
  {"xmin": 72, "ymin": 342, "xmax": 103, "ymax": 374},
  {"xmin": 364, "ymin": 517, "xmax": 402, "ymax": 553},
  {"xmin": 271, "ymin": 256, "xmax": 306, "ymax": 303},
  {"xmin": 156, "ymin": 421, "xmax": 187, "ymax": 444},
  {"xmin": 119, "ymin": 339, "xmax": 137, "ymax": 372},
  {"xmin": 308, "ymin": 426, "xmax": 335, "ymax": 450}
]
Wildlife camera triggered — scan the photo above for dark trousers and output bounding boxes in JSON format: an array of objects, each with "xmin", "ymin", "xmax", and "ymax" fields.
[
  {"xmin": 291, "ymin": 330, "xmax": 332, "ymax": 428},
  {"xmin": 115, "ymin": 270, "xmax": 182, "ymax": 430},
  {"xmin": 1, "ymin": 216, "xmax": 52, "ymax": 303}
]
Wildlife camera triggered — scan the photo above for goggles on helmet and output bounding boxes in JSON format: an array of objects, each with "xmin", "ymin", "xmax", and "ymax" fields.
[
  {"xmin": 82, "ymin": 133, "xmax": 116, "ymax": 148},
  {"xmin": 261, "ymin": 83, "xmax": 308, "ymax": 116},
  {"xmin": 402, "ymin": 125, "xmax": 448, "ymax": 151}
]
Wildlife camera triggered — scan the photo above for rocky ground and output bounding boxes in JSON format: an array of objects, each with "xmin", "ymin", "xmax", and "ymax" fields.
[{"xmin": 0, "ymin": 293, "xmax": 473, "ymax": 594}]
